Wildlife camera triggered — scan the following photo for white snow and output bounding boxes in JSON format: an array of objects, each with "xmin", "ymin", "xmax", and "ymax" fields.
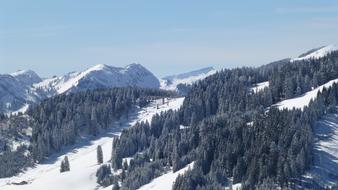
[
  {"xmin": 10, "ymin": 70, "xmax": 31, "ymax": 77},
  {"xmin": 275, "ymin": 78, "xmax": 338, "ymax": 110},
  {"xmin": 179, "ymin": 125, "xmax": 190, "ymax": 130},
  {"xmin": 11, "ymin": 104, "xmax": 30, "ymax": 115},
  {"xmin": 291, "ymin": 45, "xmax": 338, "ymax": 62},
  {"xmin": 56, "ymin": 64, "xmax": 108, "ymax": 94},
  {"xmin": 250, "ymin": 81, "xmax": 269, "ymax": 93},
  {"xmin": 137, "ymin": 162, "xmax": 194, "ymax": 190},
  {"xmin": 0, "ymin": 97, "xmax": 184, "ymax": 190},
  {"xmin": 34, "ymin": 63, "xmax": 160, "ymax": 95},
  {"xmin": 304, "ymin": 113, "xmax": 338, "ymax": 188},
  {"xmin": 225, "ymin": 183, "xmax": 242, "ymax": 190},
  {"xmin": 161, "ymin": 69, "xmax": 216, "ymax": 91}
]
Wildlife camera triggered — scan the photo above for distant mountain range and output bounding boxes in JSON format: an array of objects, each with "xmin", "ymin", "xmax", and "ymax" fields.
[
  {"xmin": 0, "ymin": 63, "xmax": 217, "ymax": 113},
  {"xmin": 1, "ymin": 44, "xmax": 336, "ymax": 114}
]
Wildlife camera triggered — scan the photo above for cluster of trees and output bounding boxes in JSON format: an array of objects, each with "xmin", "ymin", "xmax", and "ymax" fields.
[
  {"xmin": 29, "ymin": 87, "xmax": 174, "ymax": 161},
  {"xmin": 0, "ymin": 146, "xmax": 32, "ymax": 178},
  {"xmin": 108, "ymin": 52, "xmax": 338, "ymax": 189},
  {"xmin": 0, "ymin": 87, "xmax": 174, "ymax": 178},
  {"xmin": 268, "ymin": 51, "xmax": 338, "ymax": 101},
  {"xmin": 0, "ymin": 114, "xmax": 32, "ymax": 178}
]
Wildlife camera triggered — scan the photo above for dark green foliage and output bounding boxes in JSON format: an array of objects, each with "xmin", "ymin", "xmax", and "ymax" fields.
[
  {"xmin": 96, "ymin": 164, "xmax": 114, "ymax": 187},
  {"xmin": 0, "ymin": 114, "xmax": 33, "ymax": 178},
  {"xmin": 107, "ymin": 52, "xmax": 338, "ymax": 189},
  {"xmin": 112, "ymin": 180, "xmax": 120, "ymax": 190},
  {"xmin": 60, "ymin": 156, "xmax": 70, "ymax": 173},
  {"xmin": 0, "ymin": 146, "xmax": 32, "ymax": 178},
  {"xmin": 29, "ymin": 87, "xmax": 174, "ymax": 161},
  {"xmin": 121, "ymin": 159, "xmax": 168, "ymax": 190},
  {"xmin": 97, "ymin": 145, "xmax": 103, "ymax": 164}
]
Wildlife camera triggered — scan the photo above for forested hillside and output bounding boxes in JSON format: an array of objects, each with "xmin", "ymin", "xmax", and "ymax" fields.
[
  {"xmin": 1, "ymin": 51, "xmax": 338, "ymax": 189},
  {"xmin": 106, "ymin": 52, "xmax": 338, "ymax": 190},
  {"xmin": 0, "ymin": 87, "xmax": 175, "ymax": 177}
]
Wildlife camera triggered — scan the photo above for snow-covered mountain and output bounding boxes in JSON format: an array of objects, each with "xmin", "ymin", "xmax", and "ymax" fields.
[
  {"xmin": 34, "ymin": 63, "xmax": 160, "ymax": 95},
  {"xmin": 160, "ymin": 67, "xmax": 216, "ymax": 92},
  {"xmin": 0, "ymin": 70, "xmax": 44, "ymax": 114},
  {"xmin": 0, "ymin": 63, "xmax": 161, "ymax": 114},
  {"xmin": 291, "ymin": 45, "xmax": 338, "ymax": 62},
  {"xmin": 10, "ymin": 70, "xmax": 42, "ymax": 87}
]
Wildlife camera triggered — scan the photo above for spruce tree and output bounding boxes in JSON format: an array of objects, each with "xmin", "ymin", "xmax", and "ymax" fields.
[
  {"xmin": 97, "ymin": 145, "xmax": 103, "ymax": 164},
  {"xmin": 60, "ymin": 156, "xmax": 70, "ymax": 173},
  {"xmin": 112, "ymin": 180, "xmax": 120, "ymax": 190}
]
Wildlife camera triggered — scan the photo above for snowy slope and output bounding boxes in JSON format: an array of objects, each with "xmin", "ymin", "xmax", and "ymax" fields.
[
  {"xmin": 1, "ymin": 64, "xmax": 161, "ymax": 114},
  {"xmin": 138, "ymin": 162, "xmax": 194, "ymax": 190},
  {"xmin": 10, "ymin": 70, "xmax": 42, "ymax": 87},
  {"xmin": 304, "ymin": 113, "xmax": 338, "ymax": 188},
  {"xmin": 34, "ymin": 63, "xmax": 160, "ymax": 95},
  {"xmin": 161, "ymin": 67, "xmax": 216, "ymax": 91},
  {"xmin": 0, "ymin": 73, "xmax": 42, "ymax": 114},
  {"xmin": 275, "ymin": 78, "xmax": 338, "ymax": 110},
  {"xmin": 291, "ymin": 45, "xmax": 338, "ymax": 62},
  {"xmin": 250, "ymin": 81, "xmax": 269, "ymax": 93},
  {"xmin": 0, "ymin": 97, "xmax": 184, "ymax": 190}
]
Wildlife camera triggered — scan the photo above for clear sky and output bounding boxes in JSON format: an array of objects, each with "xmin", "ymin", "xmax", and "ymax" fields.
[{"xmin": 1, "ymin": 0, "xmax": 338, "ymax": 78}]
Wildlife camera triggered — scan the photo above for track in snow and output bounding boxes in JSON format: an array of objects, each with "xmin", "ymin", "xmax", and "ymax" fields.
[
  {"xmin": 303, "ymin": 113, "xmax": 338, "ymax": 188},
  {"xmin": 0, "ymin": 97, "xmax": 184, "ymax": 190}
]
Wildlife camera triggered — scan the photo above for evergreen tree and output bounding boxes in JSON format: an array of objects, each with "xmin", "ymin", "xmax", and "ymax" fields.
[
  {"xmin": 97, "ymin": 145, "xmax": 103, "ymax": 164},
  {"xmin": 60, "ymin": 156, "xmax": 70, "ymax": 173}
]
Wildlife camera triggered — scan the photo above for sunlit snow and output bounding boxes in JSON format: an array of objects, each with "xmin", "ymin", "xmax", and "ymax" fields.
[
  {"xmin": 0, "ymin": 97, "xmax": 184, "ymax": 190},
  {"xmin": 275, "ymin": 78, "xmax": 338, "ymax": 110}
]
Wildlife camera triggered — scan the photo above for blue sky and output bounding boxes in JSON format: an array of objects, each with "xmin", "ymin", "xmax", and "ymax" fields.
[{"xmin": 1, "ymin": 0, "xmax": 338, "ymax": 77}]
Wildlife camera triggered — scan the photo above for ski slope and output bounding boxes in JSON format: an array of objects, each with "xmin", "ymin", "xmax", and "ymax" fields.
[
  {"xmin": 0, "ymin": 97, "xmax": 184, "ymax": 190},
  {"xmin": 304, "ymin": 113, "xmax": 338, "ymax": 188},
  {"xmin": 275, "ymin": 78, "xmax": 338, "ymax": 110}
]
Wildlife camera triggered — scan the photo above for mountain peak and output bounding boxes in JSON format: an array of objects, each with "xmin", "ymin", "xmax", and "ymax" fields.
[
  {"xmin": 125, "ymin": 63, "xmax": 144, "ymax": 70},
  {"xmin": 291, "ymin": 45, "xmax": 338, "ymax": 62},
  {"xmin": 86, "ymin": 64, "xmax": 109, "ymax": 72},
  {"xmin": 10, "ymin": 69, "xmax": 42, "ymax": 86},
  {"xmin": 11, "ymin": 69, "xmax": 38, "ymax": 77}
]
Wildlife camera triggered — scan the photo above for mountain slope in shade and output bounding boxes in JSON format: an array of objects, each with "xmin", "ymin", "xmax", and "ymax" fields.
[
  {"xmin": 291, "ymin": 45, "xmax": 338, "ymax": 62},
  {"xmin": 0, "ymin": 70, "xmax": 43, "ymax": 113},
  {"xmin": 303, "ymin": 113, "xmax": 338, "ymax": 188},
  {"xmin": 35, "ymin": 63, "xmax": 161, "ymax": 95},
  {"xmin": 0, "ymin": 64, "xmax": 160, "ymax": 114},
  {"xmin": 10, "ymin": 70, "xmax": 42, "ymax": 87},
  {"xmin": 160, "ymin": 67, "xmax": 216, "ymax": 91}
]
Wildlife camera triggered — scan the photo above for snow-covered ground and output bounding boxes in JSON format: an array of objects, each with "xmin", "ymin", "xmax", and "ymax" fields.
[
  {"xmin": 275, "ymin": 78, "xmax": 338, "ymax": 110},
  {"xmin": 291, "ymin": 45, "xmax": 338, "ymax": 62},
  {"xmin": 161, "ymin": 68, "xmax": 216, "ymax": 91},
  {"xmin": 138, "ymin": 162, "xmax": 194, "ymax": 190},
  {"xmin": 225, "ymin": 183, "xmax": 242, "ymax": 190},
  {"xmin": 250, "ymin": 81, "xmax": 269, "ymax": 93},
  {"xmin": 0, "ymin": 97, "xmax": 184, "ymax": 190},
  {"xmin": 304, "ymin": 113, "xmax": 338, "ymax": 188}
]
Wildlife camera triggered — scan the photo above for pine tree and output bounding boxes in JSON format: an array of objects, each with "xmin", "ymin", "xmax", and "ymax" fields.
[
  {"xmin": 112, "ymin": 180, "xmax": 120, "ymax": 190},
  {"xmin": 97, "ymin": 145, "xmax": 103, "ymax": 164},
  {"xmin": 60, "ymin": 156, "xmax": 70, "ymax": 172}
]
